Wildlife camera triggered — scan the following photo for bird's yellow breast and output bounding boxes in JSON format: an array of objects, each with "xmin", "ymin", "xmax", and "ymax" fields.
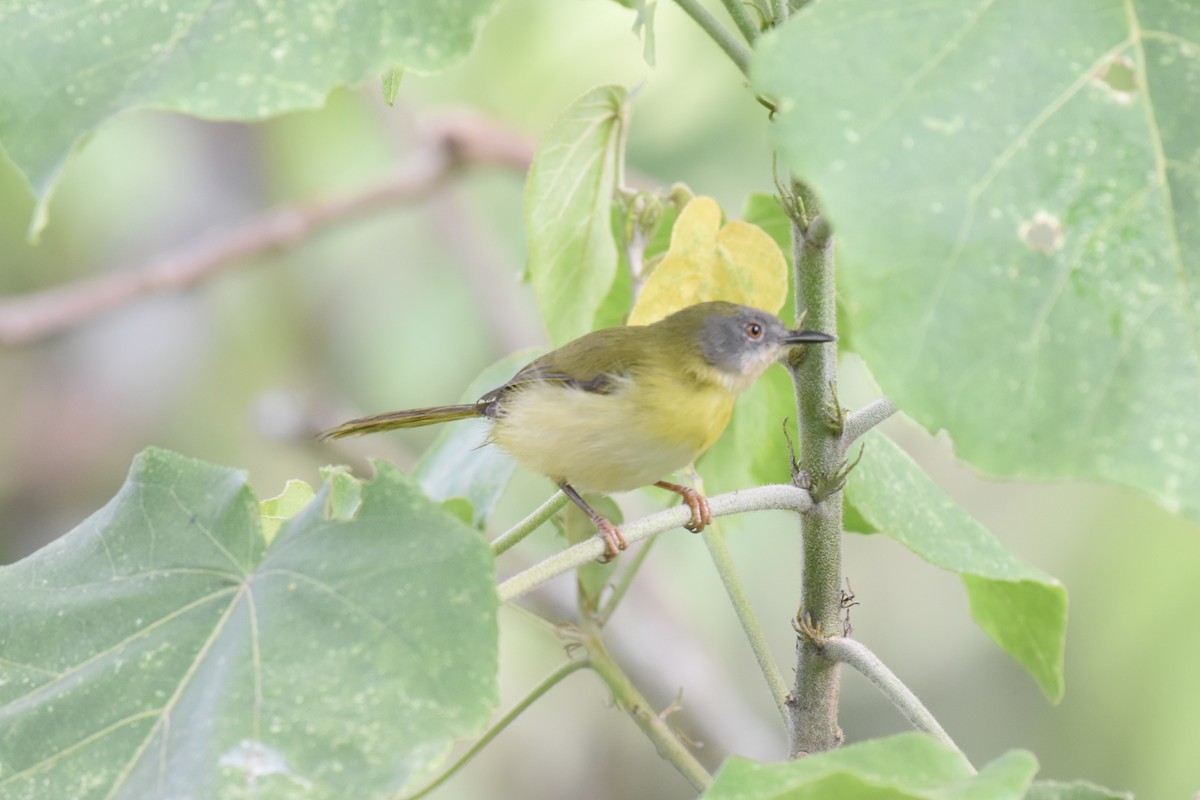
[{"xmin": 489, "ymin": 371, "xmax": 736, "ymax": 494}]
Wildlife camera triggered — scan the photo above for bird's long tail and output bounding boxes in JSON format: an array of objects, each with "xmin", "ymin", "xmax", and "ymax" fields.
[{"xmin": 318, "ymin": 404, "xmax": 481, "ymax": 440}]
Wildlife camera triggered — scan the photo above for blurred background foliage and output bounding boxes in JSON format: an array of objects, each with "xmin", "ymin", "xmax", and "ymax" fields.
[{"xmin": 1, "ymin": 1, "xmax": 1196, "ymax": 798}]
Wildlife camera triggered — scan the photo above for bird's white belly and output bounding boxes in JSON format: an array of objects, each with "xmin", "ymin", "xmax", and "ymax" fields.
[{"xmin": 489, "ymin": 380, "xmax": 709, "ymax": 493}]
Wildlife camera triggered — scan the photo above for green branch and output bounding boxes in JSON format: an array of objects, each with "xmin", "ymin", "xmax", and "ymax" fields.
[
  {"xmin": 818, "ymin": 636, "xmax": 971, "ymax": 767},
  {"xmin": 843, "ymin": 398, "xmax": 897, "ymax": 450},
  {"xmin": 786, "ymin": 205, "xmax": 845, "ymax": 756},
  {"xmin": 585, "ymin": 625, "xmax": 712, "ymax": 790},
  {"xmin": 671, "ymin": 0, "xmax": 753, "ymax": 76},
  {"xmin": 719, "ymin": 0, "xmax": 762, "ymax": 43},
  {"xmin": 491, "ymin": 491, "xmax": 569, "ymax": 555},
  {"xmin": 702, "ymin": 523, "xmax": 791, "ymax": 725},
  {"xmin": 597, "ymin": 532, "xmax": 662, "ymax": 625},
  {"xmin": 497, "ymin": 484, "xmax": 814, "ymax": 602},
  {"xmin": 768, "ymin": 0, "xmax": 789, "ymax": 26}
]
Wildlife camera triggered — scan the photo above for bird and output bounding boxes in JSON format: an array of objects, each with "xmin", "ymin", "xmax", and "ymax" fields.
[{"xmin": 320, "ymin": 301, "xmax": 836, "ymax": 559}]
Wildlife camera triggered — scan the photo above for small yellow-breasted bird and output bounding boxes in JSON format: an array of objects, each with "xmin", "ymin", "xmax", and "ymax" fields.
[{"xmin": 321, "ymin": 301, "xmax": 836, "ymax": 559}]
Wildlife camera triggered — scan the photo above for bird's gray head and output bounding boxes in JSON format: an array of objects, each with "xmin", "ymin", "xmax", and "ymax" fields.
[{"xmin": 667, "ymin": 301, "xmax": 836, "ymax": 390}]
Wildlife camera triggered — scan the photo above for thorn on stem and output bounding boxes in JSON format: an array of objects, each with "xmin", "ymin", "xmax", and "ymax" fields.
[
  {"xmin": 658, "ymin": 687, "xmax": 686, "ymax": 722},
  {"xmin": 822, "ymin": 380, "xmax": 847, "ymax": 434},
  {"xmin": 791, "ymin": 608, "xmax": 828, "ymax": 647},
  {"xmin": 840, "ymin": 577, "xmax": 860, "ymax": 637},
  {"xmin": 811, "ymin": 442, "xmax": 865, "ymax": 501}
]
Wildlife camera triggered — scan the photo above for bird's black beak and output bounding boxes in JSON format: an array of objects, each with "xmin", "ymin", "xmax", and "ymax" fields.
[{"xmin": 783, "ymin": 329, "xmax": 837, "ymax": 345}]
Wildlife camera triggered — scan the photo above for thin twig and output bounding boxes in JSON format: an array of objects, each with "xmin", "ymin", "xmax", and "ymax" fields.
[
  {"xmin": 0, "ymin": 112, "xmax": 534, "ymax": 346},
  {"xmin": 814, "ymin": 636, "xmax": 973, "ymax": 770},
  {"xmin": 671, "ymin": 0, "xmax": 753, "ymax": 76},
  {"xmin": 398, "ymin": 658, "xmax": 590, "ymax": 800},
  {"xmin": 585, "ymin": 624, "xmax": 712, "ymax": 790},
  {"xmin": 692, "ymin": 470, "xmax": 791, "ymax": 727},
  {"xmin": 491, "ymin": 491, "xmax": 569, "ymax": 556},
  {"xmin": 842, "ymin": 398, "xmax": 898, "ymax": 450},
  {"xmin": 498, "ymin": 485, "xmax": 815, "ymax": 602},
  {"xmin": 596, "ymin": 532, "xmax": 661, "ymax": 626},
  {"xmin": 702, "ymin": 523, "xmax": 791, "ymax": 726},
  {"xmin": 719, "ymin": 0, "xmax": 762, "ymax": 42}
]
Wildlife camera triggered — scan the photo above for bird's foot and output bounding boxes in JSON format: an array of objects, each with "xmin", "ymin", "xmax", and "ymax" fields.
[
  {"xmin": 558, "ymin": 481, "xmax": 628, "ymax": 562},
  {"xmin": 655, "ymin": 481, "xmax": 713, "ymax": 533},
  {"xmin": 595, "ymin": 517, "xmax": 628, "ymax": 563}
]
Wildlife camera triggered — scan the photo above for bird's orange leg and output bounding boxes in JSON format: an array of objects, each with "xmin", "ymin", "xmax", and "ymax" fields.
[
  {"xmin": 655, "ymin": 481, "xmax": 713, "ymax": 533},
  {"xmin": 559, "ymin": 482, "xmax": 627, "ymax": 562}
]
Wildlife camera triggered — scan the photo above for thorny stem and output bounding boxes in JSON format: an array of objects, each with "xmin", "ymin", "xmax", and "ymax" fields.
[
  {"xmin": 399, "ymin": 659, "xmax": 591, "ymax": 800},
  {"xmin": 786, "ymin": 190, "xmax": 845, "ymax": 756},
  {"xmin": 671, "ymin": 0, "xmax": 753, "ymax": 76},
  {"xmin": 585, "ymin": 622, "xmax": 712, "ymax": 790}
]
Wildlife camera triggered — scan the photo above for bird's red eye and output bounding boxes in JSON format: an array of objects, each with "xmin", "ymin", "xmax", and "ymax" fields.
[{"xmin": 746, "ymin": 322, "xmax": 763, "ymax": 339}]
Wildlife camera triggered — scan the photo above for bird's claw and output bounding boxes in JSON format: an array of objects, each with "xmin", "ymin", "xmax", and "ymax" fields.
[
  {"xmin": 595, "ymin": 518, "xmax": 628, "ymax": 563},
  {"xmin": 675, "ymin": 486, "xmax": 712, "ymax": 533}
]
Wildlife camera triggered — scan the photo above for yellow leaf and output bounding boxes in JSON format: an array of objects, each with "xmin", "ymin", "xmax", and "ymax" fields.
[{"xmin": 628, "ymin": 195, "xmax": 788, "ymax": 326}]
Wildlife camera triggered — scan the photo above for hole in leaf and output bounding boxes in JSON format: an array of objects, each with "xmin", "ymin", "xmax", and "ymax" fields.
[
  {"xmin": 1093, "ymin": 54, "xmax": 1138, "ymax": 103},
  {"xmin": 1018, "ymin": 211, "xmax": 1065, "ymax": 255}
]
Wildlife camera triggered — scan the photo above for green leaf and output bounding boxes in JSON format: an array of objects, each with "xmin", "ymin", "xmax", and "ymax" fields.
[
  {"xmin": 440, "ymin": 497, "xmax": 476, "ymax": 526},
  {"xmin": 632, "ymin": 0, "xmax": 658, "ymax": 68},
  {"xmin": 415, "ymin": 349, "xmax": 541, "ymax": 528},
  {"xmin": 525, "ymin": 85, "xmax": 629, "ymax": 345},
  {"xmin": 320, "ymin": 464, "xmax": 363, "ymax": 521},
  {"xmin": 846, "ymin": 433, "xmax": 1067, "ymax": 701},
  {"xmin": 1027, "ymin": 779, "xmax": 1134, "ymax": 800},
  {"xmin": 0, "ymin": 448, "xmax": 497, "ymax": 799},
  {"xmin": 592, "ymin": 204, "xmax": 635, "ymax": 330},
  {"xmin": 753, "ymin": 1, "xmax": 1200, "ymax": 525},
  {"xmin": 843, "ymin": 495, "xmax": 879, "ymax": 535},
  {"xmin": 381, "ymin": 67, "xmax": 405, "ymax": 106},
  {"xmin": 0, "ymin": 0, "xmax": 499, "ymax": 237},
  {"xmin": 258, "ymin": 478, "xmax": 315, "ymax": 546},
  {"xmin": 702, "ymin": 733, "xmax": 1037, "ymax": 799},
  {"xmin": 610, "ymin": 0, "xmax": 658, "ymax": 66}
]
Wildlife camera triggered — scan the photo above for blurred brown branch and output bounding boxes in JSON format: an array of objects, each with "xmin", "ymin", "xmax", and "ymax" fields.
[{"xmin": 0, "ymin": 112, "xmax": 535, "ymax": 346}]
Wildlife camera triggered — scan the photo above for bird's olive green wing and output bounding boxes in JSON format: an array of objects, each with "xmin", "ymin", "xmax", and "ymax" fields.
[{"xmin": 477, "ymin": 327, "xmax": 649, "ymax": 411}]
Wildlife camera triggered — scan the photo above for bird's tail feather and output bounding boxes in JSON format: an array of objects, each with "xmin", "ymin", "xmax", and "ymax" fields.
[{"xmin": 319, "ymin": 404, "xmax": 481, "ymax": 439}]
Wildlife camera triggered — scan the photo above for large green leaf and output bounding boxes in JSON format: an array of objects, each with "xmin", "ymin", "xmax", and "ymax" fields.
[
  {"xmin": 1027, "ymin": 780, "xmax": 1133, "ymax": 800},
  {"xmin": 753, "ymin": 1, "xmax": 1200, "ymax": 524},
  {"xmin": 415, "ymin": 349, "xmax": 542, "ymax": 527},
  {"xmin": 0, "ymin": 0, "xmax": 499, "ymax": 236},
  {"xmin": 702, "ymin": 733, "xmax": 1037, "ymax": 799},
  {"xmin": 0, "ymin": 448, "xmax": 497, "ymax": 800},
  {"xmin": 847, "ymin": 433, "xmax": 1067, "ymax": 701},
  {"xmin": 525, "ymin": 85, "xmax": 629, "ymax": 345}
]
